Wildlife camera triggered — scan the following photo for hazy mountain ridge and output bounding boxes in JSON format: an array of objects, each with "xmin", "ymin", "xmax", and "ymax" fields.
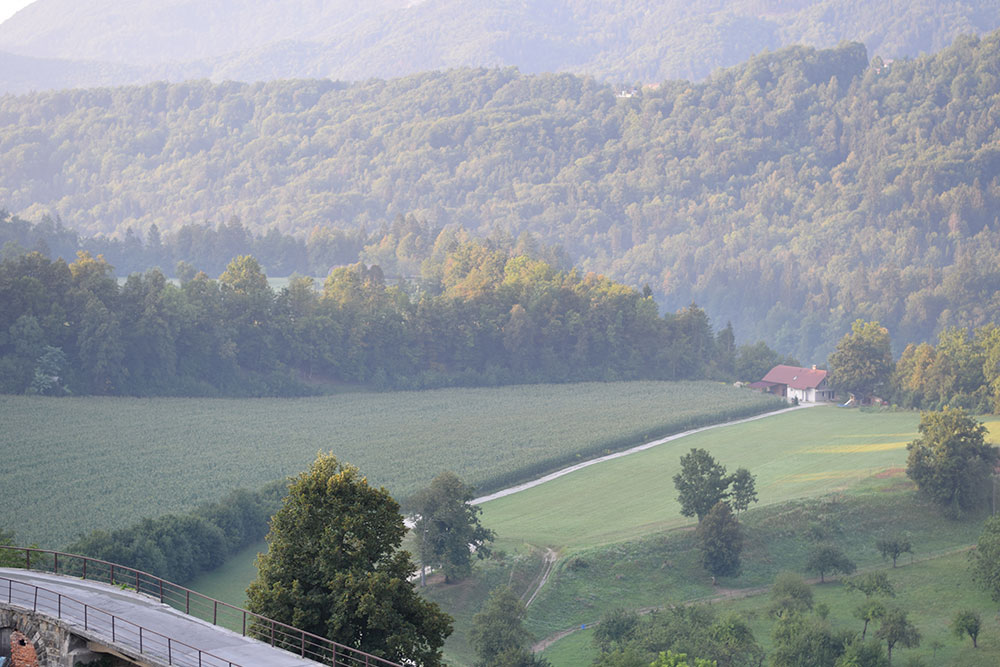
[
  {"xmin": 3, "ymin": 34, "xmax": 1000, "ymax": 360},
  {"xmin": 0, "ymin": 0, "xmax": 997, "ymax": 93}
]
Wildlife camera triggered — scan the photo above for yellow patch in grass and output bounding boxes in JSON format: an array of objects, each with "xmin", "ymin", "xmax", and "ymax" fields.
[
  {"xmin": 777, "ymin": 470, "xmax": 871, "ymax": 483},
  {"xmin": 805, "ymin": 441, "xmax": 910, "ymax": 454},
  {"xmin": 831, "ymin": 433, "xmax": 916, "ymax": 438}
]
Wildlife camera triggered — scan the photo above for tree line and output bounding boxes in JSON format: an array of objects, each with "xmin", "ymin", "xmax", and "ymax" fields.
[
  {"xmin": 65, "ymin": 482, "xmax": 286, "ymax": 584},
  {"xmin": 826, "ymin": 318, "xmax": 1000, "ymax": 413},
  {"xmin": 4, "ymin": 34, "xmax": 1000, "ymax": 360},
  {"xmin": 0, "ymin": 238, "xmax": 794, "ymax": 396}
]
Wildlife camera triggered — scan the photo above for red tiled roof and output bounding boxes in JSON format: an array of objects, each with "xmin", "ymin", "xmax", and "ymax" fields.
[
  {"xmin": 747, "ymin": 381, "xmax": 779, "ymax": 389},
  {"xmin": 761, "ymin": 365, "xmax": 828, "ymax": 390}
]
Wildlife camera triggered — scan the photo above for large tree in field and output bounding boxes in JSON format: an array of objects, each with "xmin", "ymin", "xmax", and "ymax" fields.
[
  {"xmin": 673, "ymin": 448, "xmax": 732, "ymax": 521},
  {"xmin": 246, "ymin": 453, "xmax": 452, "ymax": 665},
  {"xmin": 828, "ymin": 319, "xmax": 894, "ymax": 401},
  {"xmin": 411, "ymin": 471, "xmax": 495, "ymax": 584},
  {"xmin": 906, "ymin": 407, "xmax": 998, "ymax": 515}
]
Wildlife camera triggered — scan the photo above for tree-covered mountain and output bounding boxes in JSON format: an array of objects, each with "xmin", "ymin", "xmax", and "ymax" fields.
[
  {"xmin": 0, "ymin": 0, "xmax": 998, "ymax": 93},
  {"xmin": 3, "ymin": 34, "xmax": 1000, "ymax": 360}
]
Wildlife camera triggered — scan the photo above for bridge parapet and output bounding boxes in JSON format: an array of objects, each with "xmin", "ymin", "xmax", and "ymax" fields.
[{"xmin": 0, "ymin": 547, "xmax": 401, "ymax": 667}]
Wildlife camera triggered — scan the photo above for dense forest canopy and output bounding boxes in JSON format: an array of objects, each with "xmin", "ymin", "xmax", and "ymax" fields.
[
  {"xmin": 3, "ymin": 33, "xmax": 1000, "ymax": 359},
  {"xmin": 0, "ymin": 238, "xmax": 786, "ymax": 396},
  {"xmin": 0, "ymin": 0, "xmax": 997, "ymax": 93}
]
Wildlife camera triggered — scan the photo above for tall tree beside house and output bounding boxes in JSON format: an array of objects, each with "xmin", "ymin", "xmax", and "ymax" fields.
[
  {"xmin": 246, "ymin": 453, "xmax": 452, "ymax": 665},
  {"xmin": 905, "ymin": 407, "xmax": 998, "ymax": 516},
  {"xmin": 828, "ymin": 320, "xmax": 894, "ymax": 401}
]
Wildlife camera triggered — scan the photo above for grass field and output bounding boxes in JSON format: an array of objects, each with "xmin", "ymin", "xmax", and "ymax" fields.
[
  {"xmin": 539, "ymin": 548, "xmax": 1000, "ymax": 667},
  {"xmin": 715, "ymin": 549, "xmax": 1000, "ymax": 667},
  {"xmin": 528, "ymin": 480, "xmax": 988, "ymax": 648},
  {"xmin": 480, "ymin": 406, "xmax": 921, "ymax": 549},
  {"xmin": 0, "ymin": 381, "xmax": 778, "ymax": 547}
]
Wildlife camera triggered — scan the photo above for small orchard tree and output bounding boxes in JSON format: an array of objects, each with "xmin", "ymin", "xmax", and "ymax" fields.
[
  {"xmin": 697, "ymin": 501, "xmax": 743, "ymax": 577},
  {"xmin": 806, "ymin": 544, "xmax": 856, "ymax": 583},
  {"xmin": 845, "ymin": 572, "xmax": 896, "ymax": 640},
  {"xmin": 906, "ymin": 407, "xmax": 998, "ymax": 516},
  {"xmin": 769, "ymin": 572, "xmax": 813, "ymax": 618},
  {"xmin": 876, "ymin": 536, "xmax": 913, "ymax": 568},
  {"xmin": 876, "ymin": 607, "xmax": 920, "ymax": 663},
  {"xmin": 951, "ymin": 609, "xmax": 981, "ymax": 648},
  {"xmin": 673, "ymin": 448, "xmax": 731, "ymax": 521},
  {"xmin": 845, "ymin": 572, "xmax": 896, "ymax": 599},
  {"xmin": 853, "ymin": 600, "xmax": 888, "ymax": 640}
]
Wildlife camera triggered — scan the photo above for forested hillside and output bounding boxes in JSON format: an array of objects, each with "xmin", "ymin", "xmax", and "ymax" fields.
[
  {"xmin": 3, "ymin": 35, "xmax": 1000, "ymax": 359},
  {"xmin": 0, "ymin": 0, "xmax": 997, "ymax": 92},
  {"xmin": 0, "ymin": 240, "xmax": 787, "ymax": 396}
]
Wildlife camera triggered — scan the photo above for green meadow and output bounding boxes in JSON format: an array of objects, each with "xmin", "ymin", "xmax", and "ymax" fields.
[
  {"xmin": 0, "ymin": 381, "xmax": 777, "ymax": 547},
  {"xmin": 184, "ymin": 406, "xmax": 1000, "ymax": 666},
  {"xmin": 480, "ymin": 406, "xmax": 921, "ymax": 549}
]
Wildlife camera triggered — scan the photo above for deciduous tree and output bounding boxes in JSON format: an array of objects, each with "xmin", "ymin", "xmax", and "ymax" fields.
[
  {"xmin": 875, "ymin": 536, "xmax": 912, "ymax": 568},
  {"xmin": 469, "ymin": 586, "xmax": 548, "ymax": 667},
  {"xmin": 875, "ymin": 607, "xmax": 920, "ymax": 663},
  {"xmin": 971, "ymin": 515, "xmax": 1000, "ymax": 607},
  {"xmin": 246, "ymin": 453, "xmax": 452, "ymax": 665},
  {"xmin": 951, "ymin": 609, "xmax": 981, "ymax": 648},
  {"xmin": 806, "ymin": 545, "xmax": 856, "ymax": 583},
  {"xmin": 412, "ymin": 471, "xmax": 495, "ymax": 584},
  {"xmin": 729, "ymin": 468, "xmax": 758, "ymax": 516},
  {"xmin": 906, "ymin": 407, "xmax": 998, "ymax": 515},
  {"xmin": 769, "ymin": 571, "xmax": 814, "ymax": 618},
  {"xmin": 828, "ymin": 320, "xmax": 894, "ymax": 401},
  {"xmin": 697, "ymin": 501, "xmax": 743, "ymax": 577},
  {"xmin": 673, "ymin": 448, "xmax": 732, "ymax": 521}
]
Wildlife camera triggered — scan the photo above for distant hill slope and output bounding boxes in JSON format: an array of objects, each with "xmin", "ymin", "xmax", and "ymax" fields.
[
  {"xmin": 0, "ymin": 0, "xmax": 998, "ymax": 92},
  {"xmin": 3, "ymin": 33, "xmax": 1000, "ymax": 361}
]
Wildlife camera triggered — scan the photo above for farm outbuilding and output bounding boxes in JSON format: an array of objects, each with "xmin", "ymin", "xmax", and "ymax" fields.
[{"xmin": 750, "ymin": 365, "xmax": 835, "ymax": 403}]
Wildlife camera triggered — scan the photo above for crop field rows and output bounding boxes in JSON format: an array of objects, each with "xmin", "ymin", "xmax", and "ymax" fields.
[{"xmin": 0, "ymin": 381, "xmax": 780, "ymax": 547}]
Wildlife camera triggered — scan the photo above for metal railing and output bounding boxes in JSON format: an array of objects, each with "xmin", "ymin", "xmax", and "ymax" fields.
[
  {"xmin": 0, "ymin": 546, "xmax": 400, "ymax": 666},
  {"xmin": 1, "ymin": 576, "xmax": 240, "ymax": 666}
]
